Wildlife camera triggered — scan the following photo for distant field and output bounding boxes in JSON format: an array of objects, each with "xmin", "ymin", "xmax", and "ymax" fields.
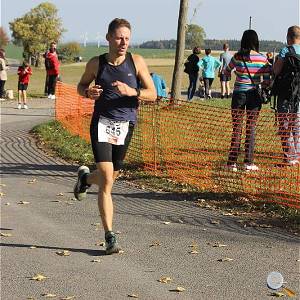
[{"xmin": 5, "ymin": 43, "xmax": 229, "ymax": 101}]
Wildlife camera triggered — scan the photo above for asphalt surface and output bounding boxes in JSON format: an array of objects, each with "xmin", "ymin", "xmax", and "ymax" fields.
[{"xmin": 1, "ymin": 99, "xmax": 299, "ymax": 300}]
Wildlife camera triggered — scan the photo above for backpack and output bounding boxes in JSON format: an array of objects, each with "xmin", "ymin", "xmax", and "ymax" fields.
[
  {"xmin": 184, "ymin": 54, "xmax": 199, "ymax": 74},
  {"xmin": 272, "ymin": 46, "xmax": 300, "ymax": 111}
]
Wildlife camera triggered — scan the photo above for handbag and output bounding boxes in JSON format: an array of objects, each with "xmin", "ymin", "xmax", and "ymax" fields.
[{"xmin": 242, "ymin": 56, "xmax": 271, "ymax": 104}]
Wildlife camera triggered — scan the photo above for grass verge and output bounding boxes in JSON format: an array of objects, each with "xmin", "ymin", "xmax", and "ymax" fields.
[{"xmin": 32, "ymin": 120, "xmax": 300, "ymax": 233}]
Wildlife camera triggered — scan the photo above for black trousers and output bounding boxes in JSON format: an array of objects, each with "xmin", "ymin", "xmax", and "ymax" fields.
[
  {"xmin": 48, "ymin": 75, "xmax": 58, "ymax": 95},
  {"xmin": 228, "ymin": 90, "xmax": 262, "ymax": 164},
  {"xmin": 0, "ymin": 80, "xmax": 6, "ymax": 98}
]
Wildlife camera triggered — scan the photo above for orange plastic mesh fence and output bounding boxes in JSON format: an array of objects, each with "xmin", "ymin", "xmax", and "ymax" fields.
[{"xmin": 56, "ymin": 82, "xmax": 300, "ymax": 208}]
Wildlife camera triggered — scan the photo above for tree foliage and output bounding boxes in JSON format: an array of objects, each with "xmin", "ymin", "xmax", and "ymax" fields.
[
  {"xmin": 185, "ymin": 24, "xmax": 206, "ymax": 49},
  {"xmin": 9, "ymin": 2, "xmax": 65, "ymax": 65},
  {"xmin": 0, "ymin": 27, "xmax": 10, "ymax": 48},
  {"xmin": 58, "ymin": 42, "xmax": 81, "ymax": 61}
]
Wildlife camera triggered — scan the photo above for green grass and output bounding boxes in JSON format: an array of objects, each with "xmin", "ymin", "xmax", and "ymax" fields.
[{"xmin": 32, "ymin": 119, "xmax": 300, "ymax": 231}]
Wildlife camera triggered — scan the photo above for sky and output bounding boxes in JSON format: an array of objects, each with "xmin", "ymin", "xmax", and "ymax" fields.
[{"xmin": 1, "ymin": 0, "xmax": 300, "ymax": 44}]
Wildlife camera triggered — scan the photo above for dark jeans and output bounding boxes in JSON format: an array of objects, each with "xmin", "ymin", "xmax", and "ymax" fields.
[
  {"xmin": 277, "ymin": 97, "xmax": 300, "ymax": 161},
  {"xmin": 187, "ymin": 73, "xmax": 198, "ymax": 100},
  {"xmin": 48, "ymin": 74, "xmax": 58, "ymax": 95},
  {"xmin": 0, "ymin": 80, "xmax": 6, "ymax": 98},
  {"xmin": 228, "ymin": 90, "xmax": 261, "ymax": 164}
]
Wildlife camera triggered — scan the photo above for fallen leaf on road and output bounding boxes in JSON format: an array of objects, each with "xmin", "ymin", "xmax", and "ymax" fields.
[
  {"xmin": 115, "ymin": 230, "xmax": 122, "ymax": 234},
  {"xmin": 297, "ymin": 259, "xmax": 300, "ymax": 262},
  {"xmin": 158, "ymin": 276, "xmax": 172, "ymax": 283},
  {"xmin": 210, "ymin": 220, "xmax": 220, "ymax": 225},
  {"xmin": 31, "ymin": 274, "xmax": 47, "ymax": 281},
  {"xmin": 28, "ymin": 179, "xmax": 37, "ymax": 184},
  {"xmin": 217, "ymin": 257, "xmax": 233, "ymax": 262},
  {"xmin": 213, "ymin": 243, "xmax": 228, "ymax": 248},
  {"xmin": 42, "ymin": 293, "xmax": 57, "ymax": 298},
  {"xmin": 5, "ymin": 202, "xmax": 10, "ymax": 205},
  {"xmin": 222, "ymin": 212, "xmax": 233, "ymax": 216},
  {"xmin": 0, "ymin": 192, "xmax": 5, "ymax": 197},
  {"xmin": 27, "ymin": 297, "xmax": 35, "ymax": 300},
  {"xmin": 29, "ymin": 246, "xmax": 37, "ymax": 249},
  {"xmin": 162, "ymin": 221, "xmax": 171, "ymax": 225},
  {"xmin": 91, "ymin": 223, "xmax": 101, "ymax": 226},
  {"xmin": 189, "ymin": 250, "xmax": 199, "ymax": 254},
  {"xmin": 91, "ymin": 259, "xmax": 101, "ymax": 263},
  {"xmin": 60, "ymin": 297, "xmax": 75, "ymax": 300},
  {"xmin": 0, "ymin": 232, "xmax": 12, "ymax": 237},
  {"xmin": 189, "ymin": 241, "xmax": 198, "ymax": 248},
  {"xmin": 18, "ymin": 201, "xmax": 30, "ymax": 205},
  {"xmin": 169, "ymin": 287, "xmax": 185, "ymax": 292},
  {"xmin": 65, "ymin": 202, "xmax": 74, "ymax": 205},
  {"xmin": 95, "ymin": 241, "xmax": 105, "ymax": 247},
  {"xmin": 178, "ymin": 219, "xmax": 184, "ymax": 224},
  {"xmin": 0, "ymin": 183, "xmax": 6, "ymax": 187},
  {"xmin": 259, "ymin": 224, "xmax": 273, "ymax": 228},
  {"xmin": 56, "ymin": 193, "xmax": 64, "ymax": 196},
  {"xmin": 282, "ymin": 287, "xmax": 296, "ymax": 297},
  {"xmin": 150, "ymin": 240, "xmax": 161, "ymax": 247},
  {"xmin": 269, "ymin": 292, "xmax": 285, "ymax": 297},
  {"xmin": 56, "ymin": 250, "xmax": 70, "ymax": 256},
  {"xmin": 118, "ymin": 250, "xmax": 125, "ymax": 254},
  {"xmin": 127, "ymin": 294, "xmax": 139, "ymax": 298}
]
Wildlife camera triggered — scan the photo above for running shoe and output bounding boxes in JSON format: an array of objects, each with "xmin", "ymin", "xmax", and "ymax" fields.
[
  {"xmin": 73, "ymin": 165, "xmax": 90, "ymax": 201},
  {"xmin": 105, "ymin": 231, "xmax": 121, "ymax": 255}
]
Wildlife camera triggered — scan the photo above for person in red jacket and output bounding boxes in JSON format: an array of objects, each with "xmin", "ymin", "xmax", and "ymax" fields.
[
  {"xmin": 45, "ymin": 42, "xmax": 60, "ymax": 100},
  {"xmin": 17, "ymin": 61, "xmax": 32, "ymax": 109}
]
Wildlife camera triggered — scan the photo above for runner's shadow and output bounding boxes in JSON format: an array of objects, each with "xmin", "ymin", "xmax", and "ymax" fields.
[{"xmin": 0, "ymin": 243, "xmax": 106, "ymax": 256}]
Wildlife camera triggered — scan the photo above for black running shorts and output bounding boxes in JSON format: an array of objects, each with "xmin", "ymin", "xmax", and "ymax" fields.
[
  {"xmin": 90, "ymin": 115, "xmax": 135, "ymax": 171},
  {"xmin": 18, "ymin": 82, "xmax": 28, "ymax": 91}
]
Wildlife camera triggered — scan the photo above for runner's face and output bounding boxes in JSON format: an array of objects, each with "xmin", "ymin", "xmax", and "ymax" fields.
[{"xmin": 108, "ymin": 27, "xmax": 131, "ymax": 56}]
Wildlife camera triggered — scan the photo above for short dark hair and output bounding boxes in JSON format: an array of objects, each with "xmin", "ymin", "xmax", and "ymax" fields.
[
  {"xmin": 193, "ymin": 47, "xmax": 201, "ymax": 54},
  {"xmin": 205, "ymin": 48, "xmax": 211, "ymax": 55},
  {"xmin": 239, "ymin": 30, "xmax": 259, "ymax": 56},
  {"xmin": 108, "ymin": 18, "xmax": 131, "ymax": 35},
  {"xmin": 287, "ymin": 25, "xmax": 300, "ymax": 42}
]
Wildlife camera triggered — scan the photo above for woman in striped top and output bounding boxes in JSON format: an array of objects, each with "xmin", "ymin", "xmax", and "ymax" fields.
[{"xmin": 225, "ymin": 30, "xmax": 271, "ymax": 171}]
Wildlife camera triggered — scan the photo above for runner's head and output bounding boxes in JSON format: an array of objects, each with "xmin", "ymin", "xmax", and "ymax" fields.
[
  {"xmin": 223, "ymin": 43, "xmax": 229, "ymax": 51},
  {"xmin": 286, "ymin": 25, "xmax": 300, "ymax": 45},
  {"xmin": 106, "ymin": 18, "xmax": 131, "ymax": 56}
]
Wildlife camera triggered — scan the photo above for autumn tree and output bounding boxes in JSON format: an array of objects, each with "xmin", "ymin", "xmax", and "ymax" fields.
[
  {"xmin": 0, "ymin": 27, "xmax": 10, "ymax": 48},
  {"xmin": 58, "ymin": 42, "xmax": 81, "ymax": 61},
  {"xmin": 185, "ymin": 24, "xmax": 206, "ymax": 49},
  {"xmin": 9, "ymin": 2, "xmax": 65, "ymax": 66}
]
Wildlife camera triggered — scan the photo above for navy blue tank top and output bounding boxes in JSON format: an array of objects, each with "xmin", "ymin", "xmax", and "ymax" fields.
[{"xmin": 93, "ymin": 53, "xmax": 139, "ymax": 123}]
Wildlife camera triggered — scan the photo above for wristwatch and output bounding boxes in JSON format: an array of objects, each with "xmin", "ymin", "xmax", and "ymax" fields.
[{"xmin": 135, "ymin": 88, "xmax": 141, "ymax": 97}]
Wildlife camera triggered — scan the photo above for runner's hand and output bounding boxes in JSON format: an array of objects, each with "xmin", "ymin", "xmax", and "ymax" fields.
[
  {"xmin": 112, "ymin": 80, "xmax": 136, "ymax": 97},
  {"xmin": 87, "ymin": 85, "xmax": 103, "ymax": 100}
]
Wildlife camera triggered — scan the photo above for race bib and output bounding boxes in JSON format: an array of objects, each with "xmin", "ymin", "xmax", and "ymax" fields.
[{"xmin": 98, "ymin": 116, "xmax": 129, "ymax": 145}]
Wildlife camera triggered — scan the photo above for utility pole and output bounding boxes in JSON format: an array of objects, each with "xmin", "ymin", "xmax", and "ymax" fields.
[
  {"xmin": 249, "ymin": 16, "xmax": 252, "ymax": 29},
  {"xmin": 171, "ymin": 0, "xmax": 189, "ymax": 100}
]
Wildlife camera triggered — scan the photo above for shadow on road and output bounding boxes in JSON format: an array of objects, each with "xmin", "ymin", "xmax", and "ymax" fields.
[{"xmin": 0, "ymin": 243, "xmax": 106, "ymax": 256}]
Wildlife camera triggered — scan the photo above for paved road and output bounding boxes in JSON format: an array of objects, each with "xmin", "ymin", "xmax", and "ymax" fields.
[{"xmin": 1, "ymin": 99, "xmax": 299, "ymax": 300}]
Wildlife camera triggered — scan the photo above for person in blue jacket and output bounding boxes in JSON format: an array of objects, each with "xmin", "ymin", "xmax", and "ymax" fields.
[
  {"xmin": 150, "ymin": 72, "xmax": 167, "ymax": 99},
  {"xmin": 198, "ymin": 49, "xmax": 221, "ymax": 99}
]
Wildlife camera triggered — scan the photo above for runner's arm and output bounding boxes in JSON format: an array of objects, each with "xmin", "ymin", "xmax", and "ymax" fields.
[{"xmin": 77, "ymin": 57, "xmax": 100, "ymax": 98}]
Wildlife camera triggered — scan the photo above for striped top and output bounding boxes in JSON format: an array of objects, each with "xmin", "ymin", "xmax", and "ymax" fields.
[{"xmin": 225, "ymin": 53, "xmax": 271, "ymax": 92}]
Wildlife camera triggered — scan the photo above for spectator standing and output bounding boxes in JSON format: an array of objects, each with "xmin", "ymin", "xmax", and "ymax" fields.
[
  {"xmin": 184, "ymin": 47, "xmax": 201, "ymax": 100},
  {"xmin": 0, "ymin": 49, "xmax": 9, "ymax": 99},
  {"xmin": 75, "ymin": 18, "xmax": 156, "ymax": 255},
  {"xmin": 17, "ymin": 61, "xmax": 32, "ymax": 109},
  {"xmin": 198, "ymin": 49, "xmax": 221, "ymax": 99},
  {"xmin": 151, "ymin": 72, "xmax": 167, "ymax": 99},
  {"xmin": 225, "ymin": 30, "xmax": 271, "ymax": 171},
  {"xmin": 273, "ymin": 25, "xmax": 300, "ymax": 165},
  {"xmin": 219, "ymin": 43, "xmax": 233, "ymax": 98},
  {"xmin": 45, "ymin": 42, "xmax": 60, "ymax": 100}
]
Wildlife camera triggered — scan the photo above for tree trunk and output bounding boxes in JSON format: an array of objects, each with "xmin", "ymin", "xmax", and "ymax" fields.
[{"xmin": 171, "ymin": 0, "xmax": 189, "ymax": 100}]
